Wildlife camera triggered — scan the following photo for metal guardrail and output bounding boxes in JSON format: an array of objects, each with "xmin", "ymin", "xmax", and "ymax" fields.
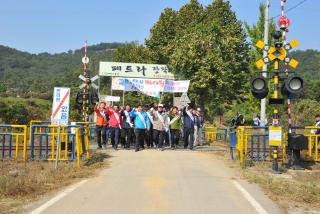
[
  {"xmin": 205, "ymin": 127, "xmax": 228, "ymax": 143},
  {"xmin": 0, "ymin": 125, "xmax": 27, "ymax": 161},
  {"xmin": 30, "ymin": 124, "xmax": 89, "ymax": 163},
  {"xmin": 291, "ymin": 126, "xmax": 319, "ymax": 161},
  {"xmin": 235, "ymin": 126, "xmax": 287, "ymax": 164},
  {"xmin": 231, "ymin": 125, "xmax": 320, "ymax": 164},
  {"xmin": 1, "ymin": 121, "xmax": 91, "ymax": 167}
]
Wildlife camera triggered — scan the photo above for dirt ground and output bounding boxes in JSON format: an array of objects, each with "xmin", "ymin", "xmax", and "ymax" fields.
[
  {"xmin": 0, "ymin": 151, "xmax": 110, "ymax": 214},
  {"xmin": 210, "ymin": 141, "xmax": 320, "ymax": 214}
]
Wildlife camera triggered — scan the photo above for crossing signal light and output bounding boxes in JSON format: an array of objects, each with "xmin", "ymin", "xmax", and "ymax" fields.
[
  {"xmin": 282, "ymin": 74, "xmax": 304, "ymax": 99},
  {"xmin": 76, "ymin": 92, "xmax": 83, "ymax": 105},
  {"xmin": 90, "ymin": 91, "xmax": 99, "ymax": 105},
  {"xmin": 250, "ymin": 76, "xmax": 269, "ymax": 99}
]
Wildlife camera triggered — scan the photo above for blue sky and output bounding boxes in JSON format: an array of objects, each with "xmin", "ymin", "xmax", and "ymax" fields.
[{"xmin": 0, "ymin": 0, "xmax": 318, "ymax": 53}]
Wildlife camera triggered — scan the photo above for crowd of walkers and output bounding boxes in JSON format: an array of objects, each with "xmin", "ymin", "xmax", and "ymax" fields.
[{"xmin": 94, "ymin": 102, "xmax": 205, "ymax": 152}]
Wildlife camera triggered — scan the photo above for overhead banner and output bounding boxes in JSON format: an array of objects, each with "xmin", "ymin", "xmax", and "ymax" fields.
[
  {"xmin": 99, "ymin": 62, "xmax": 174, "ymax": 79},
  {"xmin": 124, "ymin": 78, "xmax": 164, "ymax": 98},
  {"xmin": 111, "ymin": 77, "xmax": 125, "ymax": 90},
  {"xmin": 51, "ymin": 87, "xmax": 70, "ymax": 126},
  {"xmin": 112, "ymin": 77, "xmax": 190, "ymax": 93},
  {"xmin": 163, "ymin": 80, "xmax": 190, "ymax": 93}
]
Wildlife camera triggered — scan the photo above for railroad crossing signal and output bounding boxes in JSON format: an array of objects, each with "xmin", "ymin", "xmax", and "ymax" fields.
[
  {"xmin": 78, "ymin": 74, "xmax": 99, "ymax": 90},
  {"xmin": 77, "ymin": 41, "xmax": 100, "ymax": 122},
  {"xmin": 255, "ymin": 39, "xmax": 299, "ymax": 69},
  {"xmin": 251, "ymin": 31, "xmax": 303, "ymax": 101}
]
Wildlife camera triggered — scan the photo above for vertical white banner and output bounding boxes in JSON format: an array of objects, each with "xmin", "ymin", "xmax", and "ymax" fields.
[{"xmin": 51, "ymin": 87, "xmax": 71, "ymax": 126}]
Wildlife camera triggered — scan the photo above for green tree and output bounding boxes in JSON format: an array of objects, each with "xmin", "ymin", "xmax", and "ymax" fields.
[
  {"xmin": 112, "ymin": 42, "xmax": 158, "ymax": 106},
  {"xmin": 146, "ymin": 8, "xmax": 177, "ymax": 64}
]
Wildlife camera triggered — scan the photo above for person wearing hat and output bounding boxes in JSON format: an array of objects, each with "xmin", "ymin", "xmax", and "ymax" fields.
[
  {"xmin": 151, "ymin": 104, "xmax": 168, "ymax": 151},
  {"xmin": 182, "ymin": 104, "xmax": 196, "ymax": 150}
]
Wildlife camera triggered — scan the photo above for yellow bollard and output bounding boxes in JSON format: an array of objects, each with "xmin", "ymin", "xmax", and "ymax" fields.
[
  {"xmin": 15, "ymin": 134, "xmax": 19, "ymax": 160},
  {"xmin": 308, "ymin": 136, "xmax": 312, "ymax": 158},
  {"xmin": 315, "ymin": 136, "xmax": 319, "ymax": 161},
  {"xmin": 75, "ymin": 128, "xmax": 81, "ymax": 168}
]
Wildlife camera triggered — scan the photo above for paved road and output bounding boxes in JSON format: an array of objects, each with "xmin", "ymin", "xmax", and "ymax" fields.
[{"xmin": 28, "ymin": 148, "xmax": 282, "ymax": 214}]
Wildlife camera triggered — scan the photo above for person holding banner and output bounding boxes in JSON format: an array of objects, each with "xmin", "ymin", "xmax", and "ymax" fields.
[
  {"xmin": 120, "ymin": 105, "xmax": 134, "ymax": 149},
  {"xmin": 182, "ymin": 104, "xmax": 196, "ymax": 150},
  {"xmin": 151, "ymin": 104, "xmax": 169, "ymax": 151},
  {"xmin": 105, "ymin": 104, "xmax": 122, "ymax": 150},
  {"xmin": 94, "ymin": 102, "xmax": 108, "ymax": 149},
  {"xmin": 169, "ymin": 106, "xmax": 183, "ymax": 149},
  {"xmin": 130, "ymin": 105, "xmax": 151, "ymax": 152}
]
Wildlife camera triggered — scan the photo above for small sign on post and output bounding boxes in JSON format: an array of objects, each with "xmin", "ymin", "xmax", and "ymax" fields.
[
  {"xmin": 269, "ymin": 126, "xmax": 282, "ymax": 146},
  {"xmin": 100, "ymin": 95, "xmax": 121, "ymax": 102},
  {"xmin": 180, "ymin": 92, "xmax": 191, "ymax": 106},
  {"xmin": 51, "ymin": 87, "xmax": 71, "ymax": 169}
]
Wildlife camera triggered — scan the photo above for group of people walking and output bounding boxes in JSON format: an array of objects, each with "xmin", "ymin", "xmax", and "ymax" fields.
[{"xmin": 94, "ymin": 102, "xmax": 205, "ymax": 152}]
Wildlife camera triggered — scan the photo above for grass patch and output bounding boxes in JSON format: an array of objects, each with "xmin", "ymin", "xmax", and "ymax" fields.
[
  {"xmin": 0, "ymin": 151, "xmax": 110, "ymax": 214},
  {"xmin": 208, "ymin": 142, "xmax": 320, "ymax": 213}
]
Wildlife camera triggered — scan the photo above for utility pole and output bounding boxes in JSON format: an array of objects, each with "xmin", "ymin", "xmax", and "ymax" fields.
[{"xmin": 261, "ymin": 0, "xmax": 270, "ymax": 126}]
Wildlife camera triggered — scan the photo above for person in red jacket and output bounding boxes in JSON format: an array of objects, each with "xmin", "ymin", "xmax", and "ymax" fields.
[
  {"xmin": 105, "ymin": 103, "xmax": 123, "ymax": 150},
  {"xmin": 94, "ymin": 102, "xmax": 108, "ymax": 149}
]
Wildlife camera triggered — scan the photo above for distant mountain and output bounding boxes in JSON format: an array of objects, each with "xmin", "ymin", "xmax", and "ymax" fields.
[
  {"xmin": 0, "ymin": 43, "xmax": 122, "ymax": 99},
  {"xmin": 290, "ymin": 49, "xmax": 320, "ymax": 79},
  {"xmin": 0, "ymin": 43, "xmax": 318, "ymax": 100}
]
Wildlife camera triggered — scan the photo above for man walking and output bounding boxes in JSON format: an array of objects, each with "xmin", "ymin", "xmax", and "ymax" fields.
[
  {"xmin": 169, "ymin": 106, "xmax": 182, "ymax": 149},
  {"xmin": 183, "ymin": 104, "xmax": 195, "ymax": 150},
  {"xmin": 130, "ymin": 105, "xmax": 151, "ymax": 152},
  {"xmin": 120, "ymin": 105, "xmax": 134, "ymax": 149},
  {"xmin": 105, "ymin": 104, "xmax": 122, "ymax": 150},
  {"xmin": 152, "ymin": 104, "xmax": 168, "ymax": 151},
  {"xmin": 145, "ymin": 106, "xmax": 154, "ymax": 148},
  {"xmin": 94, "ymin": 102, "xmax": 108, "ymax": 149},
  {"xmin": 196, "ymin": 108, "xmax": 205, "ymax": 146}
]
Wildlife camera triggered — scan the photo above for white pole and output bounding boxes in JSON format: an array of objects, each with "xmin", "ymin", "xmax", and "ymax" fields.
[{"xmin": 261, "ymin": 0, "xmax": 270, "ymax": 126}]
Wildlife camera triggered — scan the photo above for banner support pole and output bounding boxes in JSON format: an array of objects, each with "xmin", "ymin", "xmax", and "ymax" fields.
[{"xmin": 122, "ymin": 90, "xmax": 125, "ymax": 107}]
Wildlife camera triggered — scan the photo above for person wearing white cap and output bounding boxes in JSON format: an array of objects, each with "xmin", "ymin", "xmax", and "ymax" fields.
[{"xmin": 151, "ymin": 104, "xmax": 168, "ymax": 151}]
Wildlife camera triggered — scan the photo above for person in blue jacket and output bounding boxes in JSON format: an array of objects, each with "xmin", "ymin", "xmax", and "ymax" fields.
[
  {"xmin": 182, "ymin": 104, "xmax": 196, "ymax": 150},
  {"xmin": 130, "ymin": 105, "xmax": 151, "ymax": 152}
]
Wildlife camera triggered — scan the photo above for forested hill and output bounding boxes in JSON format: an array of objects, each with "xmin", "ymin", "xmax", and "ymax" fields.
[
  {"xmin": 0, "ymin": 43, "xmax": 122, "ymax": 99},
  {"xmin": 291, "ymin": 49, "xmax": 320, "ymax": 79},
  {"xmin": 0, "ymin": 42, "xmax": 319, "ymax": 100}
]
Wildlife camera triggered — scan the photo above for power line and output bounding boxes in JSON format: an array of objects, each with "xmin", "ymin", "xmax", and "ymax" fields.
[{"xmin": 269, "ymin": 0, "xmax": 308, "ymax": 20}]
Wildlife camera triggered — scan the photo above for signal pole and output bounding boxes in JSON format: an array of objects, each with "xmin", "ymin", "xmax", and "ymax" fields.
[
  {"xmin": 82, "ymin": 41, "xmax": 90, "ymax": 122},
  {"xmin": 261, "ymin": 0, "xmax": 270, "ymax": 126},
  {"xmin": 78, "ymin": 41, "xmax": 99, "ymax": 122}
]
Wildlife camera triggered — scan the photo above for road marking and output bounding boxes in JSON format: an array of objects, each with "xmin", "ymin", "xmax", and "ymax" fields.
[
  {"xmin": 29, "ymin": 180, "xmax": 87, "ymax": 214},
  {"xmin": 232, "ymin": 180, "xmax": 269, "ymax": 214}
]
